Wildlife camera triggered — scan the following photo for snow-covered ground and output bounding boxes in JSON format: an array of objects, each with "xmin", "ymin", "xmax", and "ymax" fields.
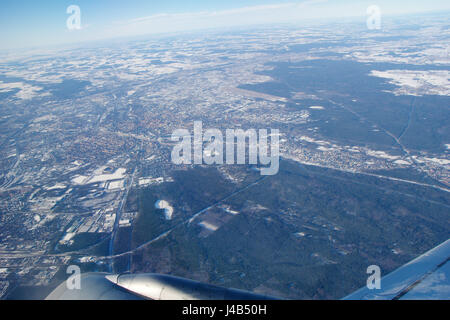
[
  {"xmin": 370, "ymin": 70, "xmax": 450, "ymax": 96},
  {"xmin": 71, "ymin": 168, "xmax": 127, "ymax": 185},
  {"xmin": 198, "ymin": 221, "xmax": 219, "ymax": 231},
  {"xmin": 155, "ymin": 200, "xmax": 173, "ymax": 220},
  {"xmin": 88, "ymin": 168, "xmax": 126, "ymax": 183}
]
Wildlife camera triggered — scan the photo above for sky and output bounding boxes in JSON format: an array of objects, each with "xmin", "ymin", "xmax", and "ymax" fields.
[{"xmin": 0, "ymin": 0, "xmax": 449, "ymax": 51}]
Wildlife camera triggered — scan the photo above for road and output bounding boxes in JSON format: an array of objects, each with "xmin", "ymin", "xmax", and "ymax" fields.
[{"xmin": 107, "ymin": 167, "xmax": 137, "ymax": 272}]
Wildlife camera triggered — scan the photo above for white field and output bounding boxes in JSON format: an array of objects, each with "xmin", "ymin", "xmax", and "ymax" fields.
[
  {"xmin": 155, "ymin": 200, "xmax": 173, "ymax": 220},
  {"xmin": 45, "ymin": 183, "xmax": 67, "ymax": 190},
  {"xmin": 424, "ymin": 157, "xmax": 450, "ymax": 166},
  {"xmin": 394, "ymin": 159, "xmax": 411, "ymax": 165},
  {"xmin": 108, "ymin": 180, "xmax": 124, "ymax": 190},
  {"xmin": 72, "ymin": 175, "xmax": 87, "ymax": 185},
  {"xmin": 198, "ymin": 221, "xmax": 219, "ymax": 231},
  {"xmin": 71, "ymin": 168, "xmax": 126, "ymax": 185},
  {"xmin": 309, "ymin": 106, "xmax": 324, "ymax": 110},
  {"xmin": 139, "ymin": 176, "xmax": 164, "ymax": 186},
  {"xmin": 366, "ymin": 150, "xmax": 399, "ymax": 161},
  {"xmin": 61, "ymin": 232, "xmax": 75, "ymax": 242},
  {"xmin": 370, "ymin": 70, "xmax": 450, "ymax": 96},
  {"xmin": 0, "ymin": 81, "xmax": 48, "ymax": 100},
  {"xmin": 88, "ymin": 168, "xmax": 126, "ymax": 183}
]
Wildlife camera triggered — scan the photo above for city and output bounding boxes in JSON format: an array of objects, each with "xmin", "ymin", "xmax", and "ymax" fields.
[{"xmin": 0, "ymin": 11, "xmax": 449, "ymax": 299}]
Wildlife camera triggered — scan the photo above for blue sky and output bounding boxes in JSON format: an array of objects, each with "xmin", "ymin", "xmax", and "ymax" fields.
[{"xmin": 0, "ymin": 0, "xmax": 449, "ymax": 50}]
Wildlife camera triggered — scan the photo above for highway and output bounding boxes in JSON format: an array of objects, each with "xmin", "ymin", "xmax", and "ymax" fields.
[{"xmin": 107, "ymin": 167, "xmax": 137, "ymax": 272}]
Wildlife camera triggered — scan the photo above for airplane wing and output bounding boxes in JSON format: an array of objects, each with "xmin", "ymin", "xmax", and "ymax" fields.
[
  {"xmin": 45, "ymin": 273, "xmax": 144, "ymax": 300},
  {"xmin": 46, "ymin": 239, "xmax": 450, "ymax": 300},
  {"xmin": 343, "ymin": 238, "xmax": 450, "ymax": 300},
  {"xmin": 46, "ymin": 272, "xmax": 279, "ymax": 300}
]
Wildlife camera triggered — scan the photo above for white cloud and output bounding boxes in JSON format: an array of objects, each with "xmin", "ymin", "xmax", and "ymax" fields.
[{"xmin": 106, "ymin": 1, "xmax": 330, "ymax": 38}]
